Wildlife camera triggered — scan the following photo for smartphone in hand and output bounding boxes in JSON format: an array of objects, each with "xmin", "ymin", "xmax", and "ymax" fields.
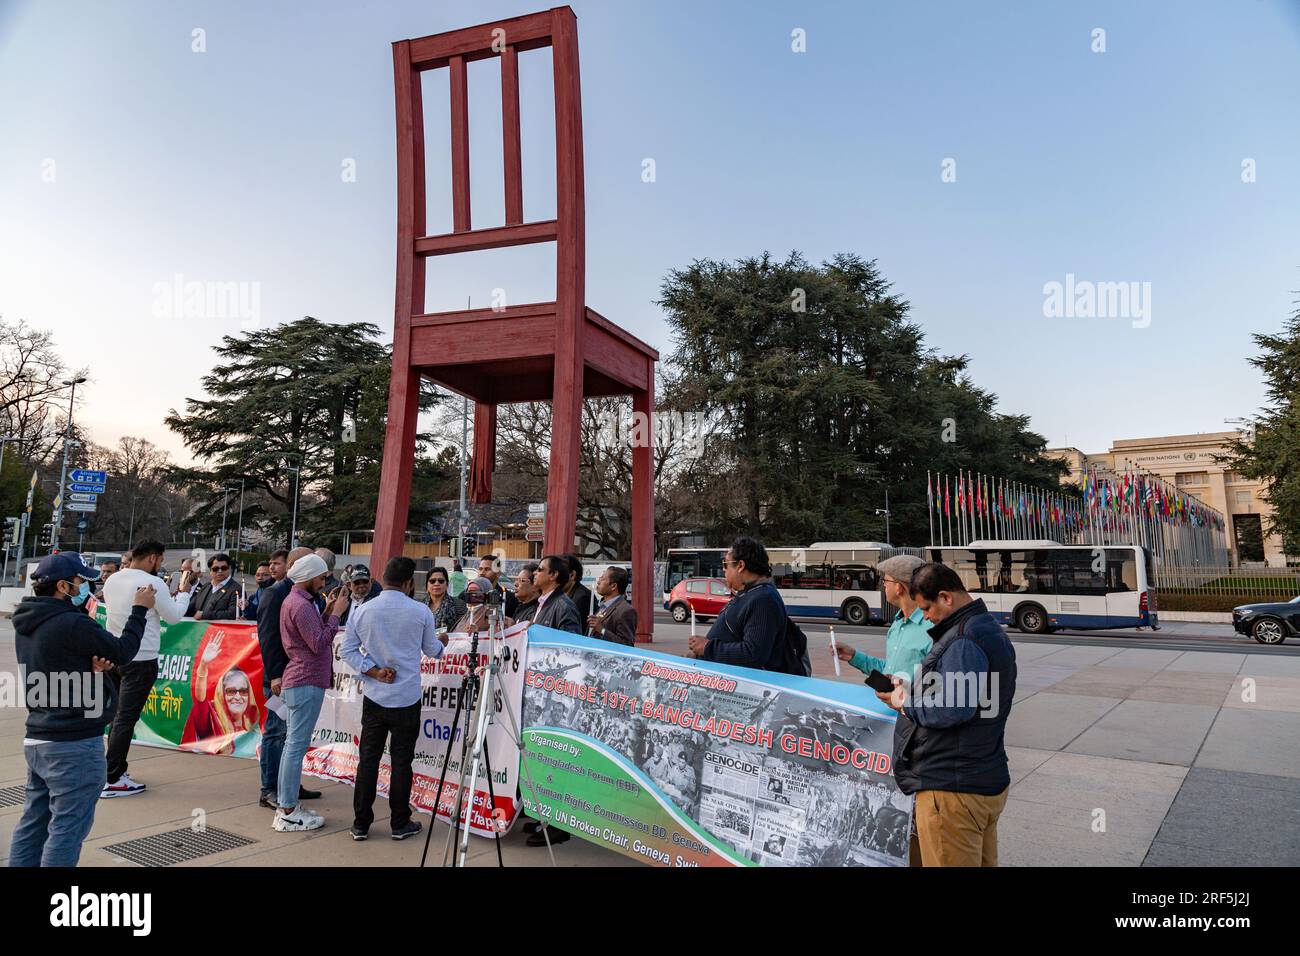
[{"xmin": 865, "ymin": 669, "xmax": 895, "ymax": 694}]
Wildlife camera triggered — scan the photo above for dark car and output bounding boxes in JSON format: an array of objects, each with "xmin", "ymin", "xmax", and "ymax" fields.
[{"xmin": 1232, "ymin": 596, "xmax": 1300, "ymax": 645}]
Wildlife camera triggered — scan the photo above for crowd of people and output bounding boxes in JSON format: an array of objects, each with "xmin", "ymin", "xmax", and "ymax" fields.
[
  {"xmin": 684, "ymin": 536, "xmax": 1018, "ymax": 868},
  {"xmin": 8, "ymin": 539, "xmax": 646, "ymax": 864},
  {"xmin": 10, "ymin": 530, "xmax": 1013, "ymax": 868}
]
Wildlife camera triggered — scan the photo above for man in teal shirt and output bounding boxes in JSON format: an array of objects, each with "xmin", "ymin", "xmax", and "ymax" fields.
[{"xmin": 834, "ymin": 555, "xmax": 932, "ymax": 686}]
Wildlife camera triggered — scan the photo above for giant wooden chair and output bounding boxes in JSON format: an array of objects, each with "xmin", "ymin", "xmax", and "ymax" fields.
[{"xmin": 372, "ymin": 6, "xmax": 656, "ymax": 641}]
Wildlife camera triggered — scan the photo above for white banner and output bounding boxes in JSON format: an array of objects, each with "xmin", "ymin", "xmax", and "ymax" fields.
[{"xmin": 302, "ymin": 620, "xmax": 529, "ymax": 838}]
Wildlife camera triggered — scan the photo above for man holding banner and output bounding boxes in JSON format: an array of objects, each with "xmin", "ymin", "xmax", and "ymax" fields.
[{"xmin": 340, "ymin": 557, "xmax": 448, "ymax": 842}]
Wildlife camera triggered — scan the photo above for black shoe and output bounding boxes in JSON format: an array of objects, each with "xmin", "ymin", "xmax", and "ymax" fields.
[
  {"xmin": 523, "ymin": 820, "xmax": 542, "ymax": 834},
  {"xmin": 350, "ymin": 825, "xmax": 369, "ymax": 841},
  {"xmin": 259, "ymin": 794, "xmax": 279, "ymax": 809},
  {"xmin": 526, "ymin": 827, "xmax": 569, "ymax": 847},
  {"xmin": 299, "ymin": 786, "xmax": 322, "ymax": 800},
  {"xmin": 391, "ymin": 820, "xmax": 422, "ymax": 841}
]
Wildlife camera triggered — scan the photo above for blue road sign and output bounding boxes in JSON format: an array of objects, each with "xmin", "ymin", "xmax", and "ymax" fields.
[
  {"xmin": 70, "ymin": 469, "xmax": 107, "ymax": 483},
  {"xmin": 68, "ymin": 482, "xmax": 107, "ymax": 494},
  {"xmin": 75, "ymin": 518, "xmax": 89, "ymax": 533}
]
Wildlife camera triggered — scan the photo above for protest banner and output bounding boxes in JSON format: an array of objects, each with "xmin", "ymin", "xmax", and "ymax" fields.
[
  {"xmin": 94, "ymin": 608, "xmax": 266, "ymax": 757},
  {"xmin": 520, "ymin": 626, "xmax": 912, "ymax": 867},
  {"xmin": 303, "ymin": 621, "xmax": 529, "ymax": 838},
  {"xmin": 94, "ymin": 602, "xmax": 528, "ymax": 839}
]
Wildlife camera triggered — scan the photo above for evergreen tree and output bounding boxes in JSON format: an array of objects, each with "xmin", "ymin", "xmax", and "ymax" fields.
[
  {"xmin": 165, "ymin": 317, "xmax": 448, "ymax": 549},
  {"xmin": 659, "ymin": 251, "xmax": 1065, "ymax": 546},
  {"xmin": 1224, "ymin": 302, "xmax": 1300, "ymax": 554}
]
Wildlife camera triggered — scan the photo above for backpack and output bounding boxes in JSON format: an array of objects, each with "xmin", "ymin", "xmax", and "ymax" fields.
[
  {"xmin": 781, "ymin": 614, "xmax": 812, "ymax": 678},
  {"xmin": 721, "ymin": 584, "xmax": 812, "ymax": 677}
]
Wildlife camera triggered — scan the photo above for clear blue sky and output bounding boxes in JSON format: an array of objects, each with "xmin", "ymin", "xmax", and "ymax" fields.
[{"xmin": 2, "ymin": 0, "xmax": 1298, "ymax": 464}]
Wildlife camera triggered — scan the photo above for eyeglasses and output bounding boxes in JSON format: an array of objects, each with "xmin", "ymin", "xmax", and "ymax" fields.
[
  {"xmin": 210, "ymin": 565, "xmax": 229, "ymax": 573},
  {"xmin": 722, "ymin": 559, "xmax": 739, "ymax": 568},
  {"xmin": 224, "ymin": 687, "xmax": 249, "ymax": 697}
]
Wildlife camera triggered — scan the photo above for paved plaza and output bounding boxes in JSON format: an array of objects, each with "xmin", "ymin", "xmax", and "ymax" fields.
[{"xmin": 2, "ymin": 619, "xmax": 1297, "ymax": 867}]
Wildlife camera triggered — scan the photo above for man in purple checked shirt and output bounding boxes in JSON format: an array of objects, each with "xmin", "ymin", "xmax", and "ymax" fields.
[{"xmin": 273, "ymin": 552, "xmax": 350, "ymax": 833}]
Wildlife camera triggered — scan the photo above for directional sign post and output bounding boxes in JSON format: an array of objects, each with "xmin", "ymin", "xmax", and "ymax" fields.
[
  {"xmin": 68, "ymin": 482, "xmax": 107, "ymax": 495},
  {"xmin": 66, "ymin": 502, "xmax": 97, "ymax": 513},
  {"xmin": 70, "ymin": 469, "xmax": 107, "ymax": 484}
]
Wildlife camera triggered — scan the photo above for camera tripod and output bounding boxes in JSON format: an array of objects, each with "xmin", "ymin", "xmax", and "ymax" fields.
[{"xmin": 419, "ymin": 607, "xmax": 557, "ymax": 867}]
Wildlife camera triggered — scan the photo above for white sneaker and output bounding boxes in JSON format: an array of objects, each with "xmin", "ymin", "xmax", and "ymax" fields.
[
  {"xmin": 273, "ymin": 808, "xmax": 325, "ymax": 832},
  {"xmin": 100, "ymin": 773, "xmax": 146, "ymax": 799}
]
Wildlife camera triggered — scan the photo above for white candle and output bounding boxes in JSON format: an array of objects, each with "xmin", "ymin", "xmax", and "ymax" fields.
[
  {"xmin": 829, "ymin": 625, "xmax": 841, "ymax": 677},
  {"xmin": 690, "ymin": 605, "xmax": 696, "ymax": 637}
]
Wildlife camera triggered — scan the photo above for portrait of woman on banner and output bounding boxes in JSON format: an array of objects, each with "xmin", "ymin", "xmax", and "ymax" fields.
[{"xmin": 181, "ymin": 629, "xmax": 265, "ymax": 757}]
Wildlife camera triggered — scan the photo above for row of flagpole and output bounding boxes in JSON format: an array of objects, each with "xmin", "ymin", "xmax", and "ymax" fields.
[
  {"xmin": 925, "ymin": 467, "xmax": 1230, "ymax": 570},
  {"xmin": 926, "ymin": 470, "xmax": 1088, "ymax": 548}
]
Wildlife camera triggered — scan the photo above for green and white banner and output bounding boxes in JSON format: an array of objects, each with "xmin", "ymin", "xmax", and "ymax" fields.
[{"xmin": 520, "ymin": 627, "xmax": 912, "ymax": 867}]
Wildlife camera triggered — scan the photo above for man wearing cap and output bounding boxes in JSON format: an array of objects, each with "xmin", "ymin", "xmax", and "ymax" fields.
[
  {"xmin": 833, "ymin": 554, "xmax": 934, "ymax": 688},
  {"xmin": 274, "ymin": 552, "xmax": 350, "ymax": 832},
  {"xmin": 101, "ymin": 539, "xmax": 198, "ymax": 798},
  {"xmin": 10, "ymin": 554, "xmax": 156, "ymax": 866},
  {"xmin": 339, "ymin": 563, "xmax": 381, "ymax": 628}
]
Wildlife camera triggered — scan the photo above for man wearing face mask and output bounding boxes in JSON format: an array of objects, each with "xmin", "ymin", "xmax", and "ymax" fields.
[
  {"xmin": 100, "ymin": 539, "xmax": 197, "ymax": 798},
  {"xmin": 241, "ymin": 561, "xmax": 275, "ymax": 621},
  {"xmin": 10, "ymin": 553, "xmax": 156, "ymax": 866}
]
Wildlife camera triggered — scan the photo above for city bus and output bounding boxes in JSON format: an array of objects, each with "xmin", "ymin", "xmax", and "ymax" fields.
[
  {"xmin": 664, "ymin": 542, "xmax": 889, "ymax": 625},
  {"xmin": 924, "ymin": 540, "xmax": 1157, "ymax": 633}
]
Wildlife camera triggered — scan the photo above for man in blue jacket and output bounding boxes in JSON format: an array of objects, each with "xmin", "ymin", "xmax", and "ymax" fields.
[
  {"xmin": 10, "ymin": 553, "xmax": 155, "ymax": 867},
  {"xmin": 876, "ymin": 561, "xmax": 1017, "ymax": 867},
  {"xmin": 687, "ymin": 537, "xmax": 793, "ymax": 673}
]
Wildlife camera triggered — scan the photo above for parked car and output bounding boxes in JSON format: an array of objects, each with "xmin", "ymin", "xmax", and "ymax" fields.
[
  {"xmin": 665, "ymin": 577, "xmax": 732, "ymax": 624},
  {"xmin": 1232, "ymin": 596, "xmax": 1300, "ymax": 645}
]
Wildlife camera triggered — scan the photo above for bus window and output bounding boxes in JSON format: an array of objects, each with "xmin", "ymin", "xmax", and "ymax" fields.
[
  {"xmin": 1054, "ymin": 551, "xmax": 1107, "ymax": 596},
  {"xmin": 1004, "ymin": 551, "xmax": 1054, "ymax": 595},
  {"xmin": 835, "ymin": 564, "xmax": 876, "ymax": 591},
  {"xmin": 1104, "ymin": 548, "xmax": 1138, "ymax": 592}
]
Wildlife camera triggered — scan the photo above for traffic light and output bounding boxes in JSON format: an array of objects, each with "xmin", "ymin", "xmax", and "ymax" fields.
[
  {"xmin": 461, "ymin": 537, "xmax": 476, "ymax": 559},
  {"xmin": 3, "ymin": 517, "xmax": 17, "ymax": 549},
  {"xmin": 38, "ymin": 523, "xmax": 54, "ymax": 548}
]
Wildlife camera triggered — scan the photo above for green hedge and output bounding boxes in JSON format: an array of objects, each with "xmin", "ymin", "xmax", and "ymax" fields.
[{"xmin": 1158, "ymin": 593, "xmax": 1255, "ymax": 613}]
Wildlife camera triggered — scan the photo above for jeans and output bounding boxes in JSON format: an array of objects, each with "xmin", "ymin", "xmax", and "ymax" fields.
[
  {"xmin": 259, "ymin": 684, "xmax": 286, "ymax": 798},
  {"xmin": 9, "ymin": 737, "xmax": 106, "ymax": 867},
  {"xmin": 104, "ymin": 658, "xmax": 159, "ymax": 784},
  {"xmin": 277, "ymin": 684, "xmax": 325, "ymax": 811},
  {"xmin": 353, "ymin": 696, "xmax": 421, "ymax": 830}
]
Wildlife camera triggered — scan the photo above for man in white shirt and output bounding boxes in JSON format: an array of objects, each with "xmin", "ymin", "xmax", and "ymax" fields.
[{"xmin": 101, "ymin": 539, "xmax": 196, "ymax": 798}]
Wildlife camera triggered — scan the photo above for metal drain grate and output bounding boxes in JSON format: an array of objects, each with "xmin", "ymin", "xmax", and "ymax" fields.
[
  {"xmin": 0, "ymin": 785, "xmax": 26, "ymax": 809},
  {"xmin": 102, "ymin": 826, "xmax": 257, "ymax": 867}
]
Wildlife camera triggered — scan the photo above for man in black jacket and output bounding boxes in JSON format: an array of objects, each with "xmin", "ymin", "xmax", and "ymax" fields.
[
  {"xmin": 184, "ymin": 551, "xmax": 240, "ymax": 621},
  {"xmin": 530, "ymin": 555, "xmax": 583, "ymax": 634},
  {"xmin": 255, "ymin": 546, "xmax": 319, "ymax": 808},
  {"xmin": 688, "ymin": 537, "xmax": 791, "ymax": 673},
  {"xmin": 876, "ymin": 561, "xmax": 1017, "ymax": 867},
  {"xmin": 10, "ymin": 553, "xmax": 155, "ymax": 867}
]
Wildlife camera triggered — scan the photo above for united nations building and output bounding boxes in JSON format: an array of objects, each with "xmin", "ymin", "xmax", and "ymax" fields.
[{"xmin": 1047, "ymin": 432, "xmax": 1294, "ymax": 568}]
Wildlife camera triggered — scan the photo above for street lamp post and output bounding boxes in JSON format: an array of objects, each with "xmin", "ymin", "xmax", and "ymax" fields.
[
  {"xmin": 220, "ymin": 486, "xmax": 231, "ymax": 552},
  {"xmin": 51, "ymin": 375, "xmax": 87, "ymax": 551},
  {"xmin": 0, "ymin": 435, "xmax": 19, "ymax": 583},
  {"xmin": 284, "ymin": 462, "xmax": 301, "ymax": 549},
  {"xmin": 233, "ymin": 478, "xmax": 246, "ymax": 570}
]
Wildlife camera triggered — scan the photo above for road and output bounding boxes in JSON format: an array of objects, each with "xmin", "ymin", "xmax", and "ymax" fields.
[{"xmin": 648, "ymin": 609, "xmax": 1300, "ymax": 656}]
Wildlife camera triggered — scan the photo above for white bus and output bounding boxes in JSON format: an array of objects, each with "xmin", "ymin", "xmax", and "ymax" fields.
[
  {"xmin": 924, "ymin": 540, "xmax": 1157, "ymax": 633},
  {"xmin": 663, "ymin": 542, "xmax": 890, "ymax": 625}
]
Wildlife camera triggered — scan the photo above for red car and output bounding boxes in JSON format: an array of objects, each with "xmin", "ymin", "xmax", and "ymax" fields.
[{"xmin": 665, "ymin": 577, "xmax": 732, "ymax": 623}]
